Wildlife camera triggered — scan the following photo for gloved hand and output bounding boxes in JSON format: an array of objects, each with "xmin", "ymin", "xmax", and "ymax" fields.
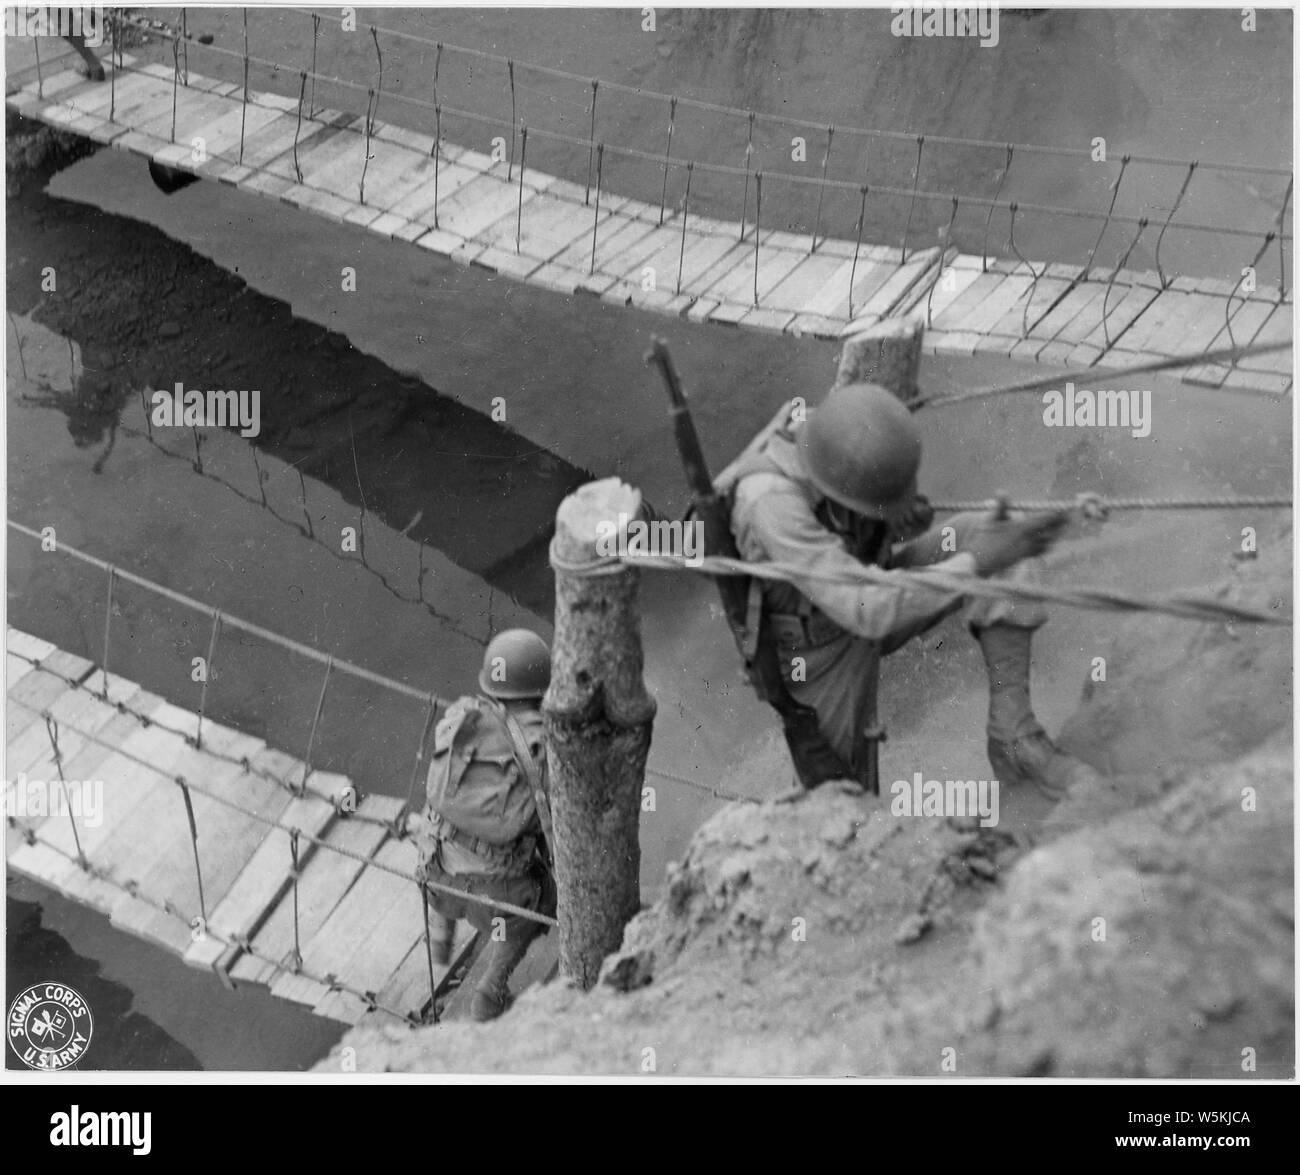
[
  {"xmin": 889, "ymin": 492, "xmax": 936, "ymax": 543},
  {"xmin": 962, "ymin": 510, "xmax": 1068, "ymax": 576}
]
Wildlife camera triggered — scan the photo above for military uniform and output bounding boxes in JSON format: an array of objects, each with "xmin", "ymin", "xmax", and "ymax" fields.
[
  {"xmin": 417, "ymin": 695, "xmax": 556, "ymax": 1022},
  {"xmin": 723, "ymin": 400, "xmax": 1049, "ymax": 781}
]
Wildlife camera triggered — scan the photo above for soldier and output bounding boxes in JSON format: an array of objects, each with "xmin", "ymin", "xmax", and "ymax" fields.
[
  {"xmin": 414, "ymin": 629, "xmax": 557, "ymax": 1022},
  {"xmin": 717, "ymin": 380, "xmax": 1098, "ymax": 799}
]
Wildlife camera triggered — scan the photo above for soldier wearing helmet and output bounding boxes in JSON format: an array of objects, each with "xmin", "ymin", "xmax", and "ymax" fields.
[
  {"xmin": 413, "ymin": 628, "xmax": 557, "ymax": 1021},
  {"xmin": 718, "ymin": 380, "xmax": 1097, "ymax": 800}
]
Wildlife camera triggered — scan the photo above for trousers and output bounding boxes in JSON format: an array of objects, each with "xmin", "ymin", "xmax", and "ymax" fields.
[
  {"xmin": 776, "ymin": 514, "xmax": 1050, "ymax": 773},
  {"xmin": 424, "ymin": 858, "xmax": 556, "ymax": 1005}
]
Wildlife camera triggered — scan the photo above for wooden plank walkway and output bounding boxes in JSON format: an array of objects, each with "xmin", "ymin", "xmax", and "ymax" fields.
[
  {"xmin": 6, "ymin": 56, "xmax": 1291, "ymax": 392},
  {"xmin": 3, "ymin": 627, "xmax": 465, "ymax": 1027}
]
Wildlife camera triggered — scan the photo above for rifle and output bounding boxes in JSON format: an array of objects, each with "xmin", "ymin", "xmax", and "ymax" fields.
[
  {"xmin": 644, "ymin": 337, "xmax": 867, "ymax": 792},
  {"xmin": 644, "ymin": 337, "xmax": 752, "ymax": 644}
]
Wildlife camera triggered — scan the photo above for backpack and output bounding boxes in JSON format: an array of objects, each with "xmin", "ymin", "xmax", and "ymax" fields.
[{"xmin": 424, "ymin": 696, "xmax": 548, "ymax": 848}]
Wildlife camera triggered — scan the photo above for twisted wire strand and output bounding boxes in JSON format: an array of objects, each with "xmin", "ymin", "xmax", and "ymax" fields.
[{"xmin": 549, "ymin": 541, "xmax": 1291, "ymax": 628}]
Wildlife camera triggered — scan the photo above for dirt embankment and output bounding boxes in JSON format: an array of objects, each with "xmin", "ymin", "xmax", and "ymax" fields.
[{"xmin": 318, "ymin": 524, "xmax": 1292, "ymax": 1077}]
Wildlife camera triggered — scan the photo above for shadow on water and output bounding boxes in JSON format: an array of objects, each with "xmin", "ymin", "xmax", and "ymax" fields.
[
  {"xmin": 7, "ymin": 877, "xmax": 345, "ymax": 1071},
  {"xmin": 6, "ymin": 122, "xmax": 589, "ymax": 620},
  {"xmin": 7, "ymin": 891, "xmax": 199, "ymax": 1070},
  {"xmin": 5, "ymin": 130, "xmax": 586, "ymax": 1070}
]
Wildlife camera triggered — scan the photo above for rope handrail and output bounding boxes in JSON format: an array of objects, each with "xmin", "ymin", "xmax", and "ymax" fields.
[
  {"xmin": 5, "ymin": 520, "xmax": 732, "ymax": 811},
  {"xmin": 550, "ymin": 543, "xmax": 1291, "ymax": 628},
  {"xmin": 928, "ymin": 493, "xmax": 1293, "ymax": 514},
  {"xmin": 292, "ymin": 8, "xmax": 1293, "ymax": 180},
  {"xmin": 6, "ymin": 520, "xmax": 439, "ymax": 705},
  {"xmin": 911, "ymin": 339, "xmax": 1294, "ymax": 409},
  {"xmin": 99, "ymin": 19, "xmax": 1293, "ymax": 248}
]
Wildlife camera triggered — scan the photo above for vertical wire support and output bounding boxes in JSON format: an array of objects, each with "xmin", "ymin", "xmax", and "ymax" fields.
[
  {"xmin": 178, "ymin": 780, "xmax": 207, "ymax": 926},
  {"xmin": 1099, "ymin": 218, "xmax": 1147, "ymax": 349},
  {"xmin": 109, "ymin": 9, "xmax": 117, "ymax": 120},
  {"xmin": 300, "ymin": 656, "xmax": 334, "ymax": 795},
  {"xmin": 170, "ymin": 33, "xmax": 180, "ymax": 143},
  {"xmin": 297, "ymin": 468, "xmax": 313, "ymax": 538},
  {"xmin": 739, "ymin": 111, "xmax": 756, "ymax": 241},
  {"xmin": 195, "ymin": 611, "xmax": 223, "ymax": 751},
  {"xmin": 753, "ymin": 172, "xmax": 763, "ymax": 307},
  {"xmin": 506, "ymin": 58, "xmax": 517, "ymax": 181},
  {"xmin": 847, "ymin": 185, "xmax": 869, "ymax": 319},
  {"xmin": 239, "ymin": 9, "xmax": 249, "ymax": 163},
  {"xmin": 289, "ymin": 829, "xmax": 304, "ymax": 971},
  {"xmin": 369, "ymin": 26, "xmax": 383, "ymax": 132},
  {"xmin": 181, "ymin": 9, "xmax": 189, "ymax": 84},
  {"xmin": 308, "ymin": 13, "xmax": 320, "ymax": 118},
  {"xmin": 676, "ymin": 161, "xmax": 694, "ymax": 295},
  {"xmin": 1276, "ymin": 177, "xmax": 1292, "ymax": 299},
  {"xmin": 811, "ymin": 125, "xmax": 834, "ymax": 253},
  {"xmin": 1005, "ymin": 203, "xmax": 1043, "ymax": 337},
  {"xmin": 432, "ymin": 41, "xmax": 442, "ymax": 107},
  {"xmin": 1224, "ymin": 231, "xmax": 1276, "ymax": 355},
  {"xmin": 1081, "ymin": 154, "xmax": 1131, "ymax": 281},
  {"xmin": 589, "ymin": 143, "xmax": 605, "ymax": 276},
  {"xmin": 900, "ymin": 135, "xmax": 925, "ymax": 263},
  {"xmin": 404, "ymin": 695, "xmax": 440, "ymax": 816},
  {"xmin": 658, "ymin": 96, "xmax": 678, "ymax": 226},
  {"xmin": 33, "ymin": 35, "xmax": 42, "ymax": 99},
  {"xmin": 292, "ymin": 71, "xmax": 307, "ymax": 183},
  {"xmin": 516, "ymin": 126, "xmax": 528, "ymax": 253},
  {"xmin": 982, "ymin": 144, "xmax": 1014, "ymax": 272},
  {"xmin": 100, "ymin": 566, "xmax": 117, "ymax": 699},
  {"xmin": 421, "ymin": 883, "xmax": 438, "ymax": 1023},
  {"xmin": 44, "ymin": 716, "xmax": 87, "ymax": 870},
  {"xmin": 360, "ymin": 89, "xmax": 374, "ymax": 203},
  {"xmin": 927, "ymin": 196, "xmax": 959, "ymax": 328},
  {"xmin": 251, "ymin": 444, "xmax": 267, "ymax": 507},
  {"xmin": 1154, "ymin": 161, "xmax": 1197, "ymax": 289},
  {"xmin": 584, "ymin": 79, "xmax": 599, "ymax": 205},
  {"xmin": 432, "ymin": 105, "xmax": 442, "ymax": 228}
]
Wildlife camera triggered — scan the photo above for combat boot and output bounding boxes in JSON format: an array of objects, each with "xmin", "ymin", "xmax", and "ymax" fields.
[
  {"xmin": 975, "ymin": 622, "xmax": 1102, "ymax": 801},
  {"xmin": 427, "ymin": 910, "xmax": 455, "ymax": 967},
  {"xmin": 987, "ymin": 727, "xmax": 1101, "ymax": 801},
  {"xmin": 470, "ymin": 986, "xmax": 514, "ymax": 1023}
]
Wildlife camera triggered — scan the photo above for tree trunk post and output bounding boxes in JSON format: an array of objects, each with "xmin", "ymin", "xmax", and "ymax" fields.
[
  {"xmin": 544, "ymin": 477, "xmax": 657, "ymax": 989},
  {"xmin": 836, "ymin": 314, "xmax": 925, "ymax": 403}
]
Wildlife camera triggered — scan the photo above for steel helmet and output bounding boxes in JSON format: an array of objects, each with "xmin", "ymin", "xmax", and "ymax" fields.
[
  {"xmin": 796, "ymin": 382, "xmax": 922, "ymax": 521},
  {"xmin": 479, "ymin": 628, "xmax": 551, "ymax": 699}
]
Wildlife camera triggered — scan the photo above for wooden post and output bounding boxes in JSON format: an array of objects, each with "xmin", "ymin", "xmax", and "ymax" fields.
[
  {"xmin": 544, "ymin": 477, "xmax": 657, "ymax": 990},
  {"xmin": 836, "ymin": 314, "xmax": 925, "ymax": 403}
]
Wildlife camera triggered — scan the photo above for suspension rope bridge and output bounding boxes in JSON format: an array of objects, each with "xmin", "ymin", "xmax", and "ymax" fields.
[
  {"xmin": 5, "ymin": 10, "xmax": 1292, "ymax": 394},
  {"xmin": 6, "ymin": 447, "xmax": 1290, "ymax": 1011},
  {"xmin": 4, "ymin": 12, "xmax": 1294, "ymax": 1023}
]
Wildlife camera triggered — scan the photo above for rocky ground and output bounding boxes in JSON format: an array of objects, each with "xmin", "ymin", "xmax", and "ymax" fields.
[{"xmin": 318, "ymin": 526, "xmax": 1292, "ymax": 1077}]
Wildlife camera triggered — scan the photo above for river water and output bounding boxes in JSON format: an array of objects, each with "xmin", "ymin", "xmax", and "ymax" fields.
[{"xmin": 4, "ymin": 7, "xmax": 1291, "ymax": 1071}]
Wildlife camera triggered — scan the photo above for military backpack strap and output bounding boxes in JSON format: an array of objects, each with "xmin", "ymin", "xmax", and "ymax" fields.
[{"xmin": 491, "ymin": 701, "xmax": 553, "ymax": 846}]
